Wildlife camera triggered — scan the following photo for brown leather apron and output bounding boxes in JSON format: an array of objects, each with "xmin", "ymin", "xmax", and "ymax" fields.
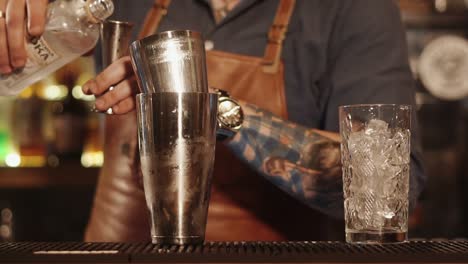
[{"xmin": 86, "ymin": 0, "xmax": 332, "ymax": 242}]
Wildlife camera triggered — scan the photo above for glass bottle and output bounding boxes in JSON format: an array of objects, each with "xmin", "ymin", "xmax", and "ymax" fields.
[
  {"xmin": 10, "ymin": 85, "xmax": 48, "ymax": 167},
  {"xmin": 0, "ymin": 0, "xmax": 114, "ymax": 96},
  {"xmin": 46, "ymin": 64, "xmax": 88, "ymax": 166}
]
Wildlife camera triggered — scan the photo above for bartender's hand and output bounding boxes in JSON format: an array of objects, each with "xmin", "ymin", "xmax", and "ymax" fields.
[
  {"xmin": 82, "ymin": 56, "xmax": 139, "ymax": 114},
  {"xmin": 0, "ymin": 0, "xmax": 48, "ymax": 74}
]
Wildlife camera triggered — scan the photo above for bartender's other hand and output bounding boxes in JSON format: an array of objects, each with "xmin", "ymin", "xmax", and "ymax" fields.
[
  {"xmin": 82, "ymin": 56, "xmax": 138, "ymax": 114},
  {"xmin": 0, "ymin": 0, "xmax": 48, "ymax": 74}
]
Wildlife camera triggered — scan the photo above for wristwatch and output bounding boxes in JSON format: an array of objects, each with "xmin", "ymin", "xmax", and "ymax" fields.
[{"xmin": 215, "ymin": 89, "xmax": 244, "ymax": 141}]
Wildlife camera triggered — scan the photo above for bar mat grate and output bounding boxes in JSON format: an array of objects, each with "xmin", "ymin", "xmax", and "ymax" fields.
[{"xmin": 1, "ymin": 240, "xmax": 468, "ymax": 263}]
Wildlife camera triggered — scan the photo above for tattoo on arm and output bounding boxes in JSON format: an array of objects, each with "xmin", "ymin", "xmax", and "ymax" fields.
[{"xmin": 226, "ymin": 103, "xmax": 343, "ymax": 217}]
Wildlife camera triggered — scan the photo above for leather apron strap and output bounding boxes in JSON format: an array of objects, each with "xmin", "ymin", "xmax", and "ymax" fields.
[
  {"xmin": 138, "ymin": 0, "xmax": 172, "ymax": 39},
  {"xmin": 262, "ymin": 0, "xmax": 295, "ymax": 73}
]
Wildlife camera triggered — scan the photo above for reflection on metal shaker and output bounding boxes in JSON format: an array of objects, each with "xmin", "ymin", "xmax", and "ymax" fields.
[{"xmin": 130, "ymin": 30, "xmax": 208, "ymax": 94}]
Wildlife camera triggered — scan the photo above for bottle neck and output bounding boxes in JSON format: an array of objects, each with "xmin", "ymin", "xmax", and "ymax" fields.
[{"xmin": 85, "ymin": 0, "xmax": 114, "ymax": 24}]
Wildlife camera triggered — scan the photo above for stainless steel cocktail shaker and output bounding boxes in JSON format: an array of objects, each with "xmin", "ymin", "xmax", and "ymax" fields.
[{"xmin": 130, "ymin": 30, "xmax": 217, "ymax": 245}]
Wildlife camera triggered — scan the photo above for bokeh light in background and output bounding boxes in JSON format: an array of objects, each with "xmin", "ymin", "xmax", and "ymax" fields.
[{"xmin": 4, "ymin": 153, "xmax": 20, "ymax": 168}]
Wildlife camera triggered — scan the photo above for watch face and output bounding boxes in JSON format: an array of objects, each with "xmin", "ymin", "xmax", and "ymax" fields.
[{"xmin": 218, "ymin": 98, "xmax": 243, "ymax": 130}]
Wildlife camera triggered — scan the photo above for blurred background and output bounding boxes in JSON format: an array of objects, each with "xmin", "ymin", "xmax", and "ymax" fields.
[{"xmin": 0, "ymin": 0, "xmax": 468, "ymax": 242}]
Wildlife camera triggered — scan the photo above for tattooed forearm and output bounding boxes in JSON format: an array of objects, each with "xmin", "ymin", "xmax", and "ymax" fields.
[{"xmin": 226, "ymin": 102, "xmax": 344, "ymax": 218}]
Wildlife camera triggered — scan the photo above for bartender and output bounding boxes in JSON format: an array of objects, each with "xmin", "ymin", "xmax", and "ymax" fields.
[{"xmin": 0, "ymin": 0, "xmax": 425, "ymax": 241}]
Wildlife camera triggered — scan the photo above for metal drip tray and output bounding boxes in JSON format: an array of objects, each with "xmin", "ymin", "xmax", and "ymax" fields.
[{"xmin": 1, "ymin": 241, "xmax": 468, "ymax": 263}]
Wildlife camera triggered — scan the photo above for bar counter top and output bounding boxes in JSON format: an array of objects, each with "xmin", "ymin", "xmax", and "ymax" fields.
[{"xmin": 1, "ymin": 240, "xmax": 468, "ymax": 263}]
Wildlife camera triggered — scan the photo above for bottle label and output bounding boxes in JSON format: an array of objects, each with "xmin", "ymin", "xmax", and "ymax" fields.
[
  {"xmin": 28, "ymin": 37, "xmax": 60, "ymax": 66},
  {"xmin": 0, "ymin": 37, "xmax": 61, "ymax": 90}
]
